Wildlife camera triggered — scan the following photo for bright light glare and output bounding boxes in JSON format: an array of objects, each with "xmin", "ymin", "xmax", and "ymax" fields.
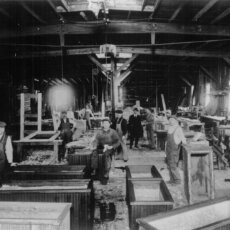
[{"xmin": 47, "ymin": 84, "xmax": 75, "ymax": 111}]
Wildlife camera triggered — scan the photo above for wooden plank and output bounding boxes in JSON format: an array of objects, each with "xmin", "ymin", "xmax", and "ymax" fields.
[
  {"xmin": 8, "ymin": 47, "xmax": 230, "ymax": 59},
  {"xmin": 149, "ymin": 0, "xmax": 162, "ymax": 19},
  {"xmin": 3, "ymin": 22, "xmax": 230, "ymax": 38},
  {"xmin": 192, "ymin": 0, "xmax": 219, "ymax": 22},
  {"xmin": 37, "ymin": 93, "xmax": 42, "ymax": 132},
  {"xmin": 19, "ymin": 1, "xmax": 46, "ymax": 24},
  {"xmin": 161, "ymin": 94, "xmax": 166, "ymax": 112},
  {"xmin": 49, "ymin": 131, "xmax": 61, "ymax": 141},
  {"xmin": 169, "ymin": 3, "xmax": 184, "ymax": 22},
  {"xmin": 23, "ymin": 131, "xmax": 38, "ymax": 141},
  {"xmin": 20, "ymin": 93, "xmax": 25, "ymax": 140}
]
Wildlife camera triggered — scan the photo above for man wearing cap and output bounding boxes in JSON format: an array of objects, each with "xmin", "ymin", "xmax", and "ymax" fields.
[
  {"xmin": 166, "ymin": 117, "xmax": 186, "ymax": 185},
  {"xmin": 0, "ymin": 122, "xmax": 13, "ymax": 186},
  {"xmin": 111, "ymin": 110, "xmax": 128, "ymax": 161},
  {"xmin": 90, "ymin": 118, "xmax": 120, "ymax": 185},
  {"xmin": 128, "ymin": 108, "xmax": 142, "ymax": 149}
]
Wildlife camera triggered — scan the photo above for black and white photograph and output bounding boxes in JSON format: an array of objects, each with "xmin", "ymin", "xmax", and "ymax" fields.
[{"xmin": 0, "ymin": 0, "xmax": 230, "ymax": 229}]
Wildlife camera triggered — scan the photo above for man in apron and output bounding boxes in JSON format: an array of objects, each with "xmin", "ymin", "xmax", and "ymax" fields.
[
  {"xmin": 0, "ymin": 122, "xmax": 13, "ymax": 187},
  {"xmin": 166, "ymin": 117, "xmax": 186, "ymax": 185},
  {"xmin": 113, "ymin": 110, "xmax": 128, "ymax": 161}
]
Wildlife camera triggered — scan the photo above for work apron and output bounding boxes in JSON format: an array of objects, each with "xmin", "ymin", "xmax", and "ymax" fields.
[
  {"xmin": 166, "ymin": 128, "xmax": 181, "ymax": 183},
  {"xmin": 116, "ymin": 121, "xmax": 128, "ymax": 161}
]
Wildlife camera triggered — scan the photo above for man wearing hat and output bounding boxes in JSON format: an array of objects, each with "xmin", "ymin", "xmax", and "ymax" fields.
[
  {"xmin": 90, "ymin": 118, "xmax": 120, "ymax": 185},
  {"xmin": 0, "ymin": 122, "xmax": 13, "ymax": 186},
  {"xmin": 111, "ymin": 110, "xmax": 128, "ymax": 161},
  {"xmin": 128, "ymin": 108, "xmax": 142, "ymax": 149},
  {"xmin": 166, "ymin": 117, "xmax": 186, "ymax": 185}
]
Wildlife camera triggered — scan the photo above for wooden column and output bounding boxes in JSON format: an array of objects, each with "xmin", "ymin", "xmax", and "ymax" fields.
[
  {"xmin": 20, "ymin": 93, "xmax": 25, "ymax": 140},
  {"xmin": 37, "ymin": 93, "xmax": 42, "ymax": 132},
  {"xmin": 110, "ymin": 54, "xmax": 116, "ymax": 121}
]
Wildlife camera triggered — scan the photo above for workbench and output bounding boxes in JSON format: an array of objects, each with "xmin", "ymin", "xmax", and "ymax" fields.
[
  {"xmin": 182, "ymin": 144, "xmax": 214, "ymax": 204},
  {"xmin": 13, "ymin": 131, "xmax": 62, "ymax": 162}
]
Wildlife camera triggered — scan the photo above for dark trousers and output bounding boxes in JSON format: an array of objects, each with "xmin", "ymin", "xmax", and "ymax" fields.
[
  {"xmin": 59, "ymin": 130, "xmax": 72, "ymax": 161},
  {"xmin": 130, "ymin": 134, "xmax": 139, "ymax": 148},
  {"xmin": 91, "ymin": 149, "xmax": 114, "ymax": 178}
]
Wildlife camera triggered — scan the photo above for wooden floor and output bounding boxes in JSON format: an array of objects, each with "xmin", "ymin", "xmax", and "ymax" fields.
[{"xmin": 93, "ymin": 145, "xmax": 230, "ymax": 229}]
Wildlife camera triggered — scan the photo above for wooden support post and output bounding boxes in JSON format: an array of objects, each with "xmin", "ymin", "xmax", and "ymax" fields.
[
  {"xmin": 161, "ymin": 94, "xmax": 166, "ymax": 112},
  {"xmin": 151, "ymin": 32, "xmax": 155, "ymax": 44},
  {"xmin": 156, "ymin": 80, "xmax": 158, "ymax": 113},
  {"xmin": 111, "ymin": 54, "xmax": 116, "ymax": 122},
  {"xmin": 37, "ymin": 93, "xmax": 42, "ymax": 132},
  {"xmin": 20, "ymin": 94, "xmax": 25, "ymax": 140}
]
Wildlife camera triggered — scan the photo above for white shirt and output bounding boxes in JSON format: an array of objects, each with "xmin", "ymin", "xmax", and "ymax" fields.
[
  {"xmin": 168, "ymin": 125, "xmax": 186, "ymax": 145},
  {"xmin": 0, "ymin": 135, "xmax": 13, "ymax": 163}
]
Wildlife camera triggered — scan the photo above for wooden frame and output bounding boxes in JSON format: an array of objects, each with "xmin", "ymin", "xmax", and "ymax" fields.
[
  {"xmin": 127, "ymin": 179, "xmax": 173, "ymax": 230},
  {"xmin": 0, "ymin": 179, "xmax": 94, "ymax": 230},
  {"xmin": 137, "ymin": 197, "xmax": 230, "ymax": 230},
  {"xmin": 13, "ymin": 131, "xmax": 62, "ymax": 162},
  {"xmin": 20, "ymin": 93, "xmax": 42, "ymax": 139},
  {"xmin": 182, "ymin": 144, "xmax": 215, "ymax": 204}
]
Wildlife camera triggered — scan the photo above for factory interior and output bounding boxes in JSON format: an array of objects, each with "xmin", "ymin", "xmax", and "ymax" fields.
[{"xmin": 2, "ymin": 0, "xmax": 230, "ymax": 229}]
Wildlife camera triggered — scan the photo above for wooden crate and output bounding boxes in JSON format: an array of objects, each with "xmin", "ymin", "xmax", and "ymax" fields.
[
  {"xmin": 0, "ymin": 201, "xmax": 71, "ymax": 230},
  {"xmin": 6, "ymin": 165, "xmax": 86, "ymax": 180},
  {"xmin": 137, "ymin": 197, "xmax": 230, "ymax": 230},
  {"xmin": 182, "ymin": 144, "xmax": 215, "ymax": 204},
  {"xmin": 0, "ymin": 179, "xmax": 93, "ymax": 230},
  {"xmin": 127, "ymin": 179, "xmax": 173, "ymax": 230},
  {"xmin": 67, "ymin": 149, "xmax": 92, "ymax": 166},
  {"xmin": 126, "ymin": 165, "xmax": 162, "ymax": 203}
]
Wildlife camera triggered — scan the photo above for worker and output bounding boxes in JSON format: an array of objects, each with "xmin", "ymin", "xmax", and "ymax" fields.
[
  {"xmin": 111, "ymin": 110, "xmax": 128, "ymax": 161},
  {"xmin": 58, "ymin": 111, "xmax": 76, "ymax": 162},
  {"xmin": 166, "ymin": 117, "xmax": 186, "ymax": 185},
  {"xmin": 128, "ymin": 108, "xmax": 142, "ymax": 149},
  {"xmin": 0, "ymin": 122, "xmax": 13, "ymax": 187},
  {"xmin": 90, "ymin": 118, "xmax": 120, "ymax": 185},
  {"xmin": 85, "ymin": 102, "xmax": 94, "ymax": 130},
  {"xmin": 145, "ymin": 108, "xmax": 155, "ymax": 149}
]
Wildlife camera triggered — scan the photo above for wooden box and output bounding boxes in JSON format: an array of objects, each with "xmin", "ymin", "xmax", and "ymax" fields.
[
  {"xmin": 67, "ymin": 149, "xmax": 92, "ymax": 166},
  {"xmin": 126, "ymin": 165, "xmax": 162, "ymax": 181},
  {"xmin": 182, "ymin": 144, "xmax": 215, "ymax": 204},
  {"xmin": 6, "ymin": 165, "xmax": 86, "ymax": 180},
  {"xmin": 127, "ymin": 179, "xmax": 173, "ymax": 230},
  {"xmin": 0, "ymin": 179, "xmax": 94, "ymax": 230},
  {"xmin": 137, "ymin": 198, "xmax": 230, "ymax": 230},
  {"xmin": 0, "ymin": 201, "xmax": 71, "ymax": 230}
]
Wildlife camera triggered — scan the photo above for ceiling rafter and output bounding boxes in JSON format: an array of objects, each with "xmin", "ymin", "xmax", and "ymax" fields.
[
  {"xmin": 46, "ymin": 0, "xmax": 64, "ymax": 22},
  {"xmin": 192, "ymin": 0, "xmax": 219, "ymax": 22},
  {"xmin": 19, "ymin": 1, "xmax": 46, "ymax": 24},
  {"xmin": 211, "ymin": 8, "xmax": 230, "ymax": 24},
  {"xmin": 149, "ymin": 0, "xmax": 162, "ymax": 19}
]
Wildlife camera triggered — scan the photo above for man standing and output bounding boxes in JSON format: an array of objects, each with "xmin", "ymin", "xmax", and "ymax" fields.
[
  {"xmin": 58, "ymin": 111, "xmax": 76, "ymax": 161},
  {"xmin": 112, "ymin": 110, "xmax": 128, "ymax": 161},
  {"xmin": 85, "ymin": 103, "xmax": 94, "ymax": 130},
  {"xmin": 91, "ymin": 118, "xmax": 120, "ymax": 185},
  {"xmin": 128, "ymin": 108, "xmax": 142, "ymax": 149},
  {"xmin": 145, "ymin": 109, "xmax": 155, "ymax": 149},
  {"xmin": 0, "ymin": 122, "xmax": 13, "ymax": 186},
  {"xmin": 166, "ymin": 117, "xmax": 186, "ymax": 185}
]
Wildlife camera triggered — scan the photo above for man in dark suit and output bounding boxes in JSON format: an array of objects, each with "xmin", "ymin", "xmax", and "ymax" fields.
[{"xmin": 128, "ymin": 108, "xmax": 142, "ymax": 149}]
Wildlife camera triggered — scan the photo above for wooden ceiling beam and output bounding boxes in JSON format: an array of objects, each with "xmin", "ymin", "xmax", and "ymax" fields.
[
  {"xmin": 5, "ymin": 47, "xmax": 230, "ymax": 59},
  {"xmin": 192, "ymin": 0, "xmax": 219, "ymax": 22},
  {"xmin": 46, "ymin": 0, "xmax": 64, "ymax": 21},
  {"xmin": 211, "ymin": 8, "xmax": 230, "ymax": 24},
  {"xmin": 2, "ymin": 21, "xmax": 230, "ymax": 38},
  {"xmin": 149, "ymin": 0, "xmax": 162, "ymax": 19},
  {"xmin": 20, "ymin": 2, "xmax": 46, "ymax": 24},
  {"xmin": 169, "ymin": 5, "xmax": 184, "ymax": 22}
]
